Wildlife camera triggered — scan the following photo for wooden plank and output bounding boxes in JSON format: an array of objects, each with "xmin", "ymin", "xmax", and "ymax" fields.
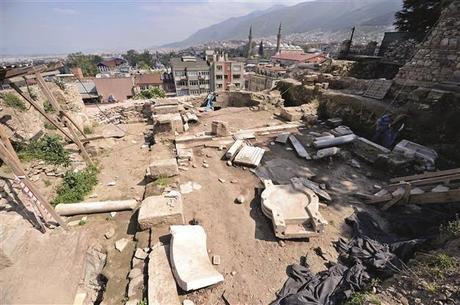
[
  {"xmin": 289, "ymin": 135, "xmax": 311, "ymax": 160},
  {"xmin": 390, "ymin": 168, "xmax": 460, "ymax": 184},
  {"xmin": 34, "ymin": 71, "xmax": 93, "ymax": 166},
  {"xmin": 389, "ymin": 173, "xmax": 460, "ymax": 188},
  {"xmin": 9, "ymin": 83, "xmax": 76, "ymax": 143},
  {"xmin": 0, "ymin": 128, "xmax": 67, "ymax": 229},
  {"xmin": 409, "ymin": 188, "xmax": 460, "ymax": 205}
]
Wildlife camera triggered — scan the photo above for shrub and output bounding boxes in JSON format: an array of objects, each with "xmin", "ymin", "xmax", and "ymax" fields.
[
  {"xmin": 18, "ymin": 135, "xmax": 70, "ymax": 166},
  {"xmin": 43, "ymin": 100, "xmax": 55, "ymax": 113},
  {"xmin": 135, "ymin": 87, "xmax": 166, "ymax": 99},
  {"xmin": 44, "ymin": 122, "xmax": 57, "ymax": 130},
  {"xmin": 53, "ymin": 165, "xmax": 99, "ymax": 204},
  {"xmin": 0, "ymin": 92, "xmax": 27, "ymax": 111},
  {"xmin": 83, "ymin": 125, "xmax": 93, "ymax": 135},
  {"xmin": 440, "ymin": 217, "xmax": 460, "ymax": 240},
  {"xmin": 345, "ymin": 292, "xmax": 381, "ymax": 305}
]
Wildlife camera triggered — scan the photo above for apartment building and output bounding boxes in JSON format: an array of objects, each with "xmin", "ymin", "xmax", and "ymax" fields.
[
  {"xmin": 170, "ymin": 56, "xmax": 210, "ymax": 96},
  {"xmin": 210, "ymin": 53, "xmax": 245, "ymax": 92}
]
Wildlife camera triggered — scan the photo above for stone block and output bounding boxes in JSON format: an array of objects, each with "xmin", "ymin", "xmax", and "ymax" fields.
[
  {"xmin": 138, "ymin": 194, "xmax": 184, "ymax": 230},
  {"xmin": 149, "ymin": 158, "xmax": 178, "ymax": 179},
  {"xmin": 352, "ymin": 137, "xmax": 390, "ymax": 163},
  {"xmin": 148, "ymin": 245, "xmax": 181, "ymax": 305},
  {"xmin": 211, "ymin": 120, "xmax": 230, "ymax": 137},
  {"xmin": 153, "ymin": 104, "xmax": 179, "ymax": 114},
  {"xmin": 280, "ymin": 107, "xmax": 303, "ymax": 122},
  {"xmin": 154, "ymin": 113, "xmax": 184, "ymax": 133},
  {"xmin": 169, "ymin": 225, "xmax": 224, "ymax": 291}
]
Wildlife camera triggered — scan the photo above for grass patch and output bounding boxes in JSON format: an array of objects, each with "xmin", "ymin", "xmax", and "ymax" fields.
[
  {"xmin": 44, "ymin": 122, "xmax": 57, "ymax": 130},
  {"xmin": 18, "ymin": 135, "xmax": 70, "ymax": 166},
  {"xmin": 430, "ymin": 253, "xmax": 457, "ymax": 271},
  {"xmin": 440, "ymin": 217, "xmax": 460, "ymax": 241},
  {"xmin": 153, "ymin": 176, "xmax": 170, "ymax": 187},
  {"xmin": 345, "ymin": 292, "xmax": 381, "ymax": 305},
  {"xmin": 43, "ymin": 100, "xmax": 55, "ymax": 113},
  {"xmin": 53, "ymin": 165, "xmax": 99, "ymax": 205},
  {"xmin": 0, "ymin": 92, "xmax": 27, "ymax": 111},
  {"xmin": 83, "ymin": 125, "xmax": 93, "ymax": 135}
]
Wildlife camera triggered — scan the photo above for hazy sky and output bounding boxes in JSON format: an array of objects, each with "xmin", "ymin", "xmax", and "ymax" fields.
[{"xmin": 0, "ymin": 0, "xmax": 306, "ymax": 55}]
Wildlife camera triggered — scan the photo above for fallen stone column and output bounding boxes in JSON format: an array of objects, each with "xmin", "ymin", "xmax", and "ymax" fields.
[
  {"xmin": 55, "ymin": 199, "xmax": 138, "ymax": 216},
  {"xmin": 313, "ymin": 134, "xmax": 356, "ymax": 149}
]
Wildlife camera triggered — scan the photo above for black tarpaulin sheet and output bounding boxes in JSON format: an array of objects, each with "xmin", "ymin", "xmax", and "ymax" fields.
[{"xmin": 270, "ymin": 212, "xmax": 422, "ymax": 305}]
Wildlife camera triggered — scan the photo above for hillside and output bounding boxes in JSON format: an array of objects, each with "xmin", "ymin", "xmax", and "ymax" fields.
[{"xmin": 165, "ymin": 0, "xmax": 402, "ymax": 48}]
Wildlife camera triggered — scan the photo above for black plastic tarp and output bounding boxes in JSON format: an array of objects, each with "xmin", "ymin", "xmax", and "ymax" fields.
[{"xmin": 270, "ymin": 211, "xmax": 423, "ymax": 305}]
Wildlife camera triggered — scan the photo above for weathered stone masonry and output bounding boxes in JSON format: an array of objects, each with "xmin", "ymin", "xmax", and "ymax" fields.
[{"xmin": 395, "ymin": 1, "xmax": 460, "ymax": 85}]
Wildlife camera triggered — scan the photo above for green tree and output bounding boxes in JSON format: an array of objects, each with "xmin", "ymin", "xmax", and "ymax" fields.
[
  {"xmin": 258, "ymin": 40, "xmax": 264, "ymax": 57},
  {"xmin": 394, "ymin": 0, "xmax": 453, "ymax": 41},
  {"xmin": 67, "ymin": 52, "xmax": 102, "ymax": 77},
  {"xmin": 136, "ymin": 87, "xmax": 166, "ymax": 99},
  {"xmin": 122, "ymin": 49, "xmax": 153, "ymax": 69}
]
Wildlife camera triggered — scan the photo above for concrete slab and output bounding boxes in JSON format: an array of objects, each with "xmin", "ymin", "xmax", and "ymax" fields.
[
  {"xmin": 352, "ymin": 137, "xmax": 391, "ymax": 163},
  {"xmin": 153, "ymin": 104, "xmax": 179, "ymax": 114},
  {"xmin": 138, "ymin": 194, "xmax": 184, "ymax": 230},
  {"xmin": 275, "ymin": 133, "xmax": 290, "ymax": 144},
  {"xmin": 148, "ymin": 245, "xmax": 181, "ymax": 305},
  {"xmin": 170, "ymin": 225, "xmax": 224, "ymax": 291},
  {"xmin": 149, "ymin": 158, "xmax": 179, "ymax": 179}
]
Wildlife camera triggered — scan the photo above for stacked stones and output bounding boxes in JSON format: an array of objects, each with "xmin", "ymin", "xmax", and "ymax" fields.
[{"xmin": 395, "ymin": 2, "xmax": 460, "ymax": 84}]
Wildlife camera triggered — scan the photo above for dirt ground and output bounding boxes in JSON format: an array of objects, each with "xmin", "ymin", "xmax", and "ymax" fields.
[{"xmin": 0, "ymin": 107, "xmax": 386, "ymax": 305}]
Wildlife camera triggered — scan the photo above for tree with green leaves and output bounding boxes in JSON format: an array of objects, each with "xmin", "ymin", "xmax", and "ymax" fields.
[
  {"xmin": 66, "ymin": 52, "xmax": 102, "ymax": 77},
  {"xmin": 122, "ymin": 49, "xmax": 153, "ymax": 69},
  {"xmin": 394, "ymin": 0, "xmax": 453, "ymax": 41},
  {"xmin": 258, "ymin": 40, "xmax": 264, "ymax": 57}
]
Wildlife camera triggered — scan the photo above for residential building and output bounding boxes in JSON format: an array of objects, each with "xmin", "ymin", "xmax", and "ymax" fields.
[
  {"xmin": 210, "ymin": 52, "xmax": 245, "ymax": 92},
  {"xmin": 76, "ymin": 80, "xmax": 99, "ymax": 103},
  {"xmin": 97, "ymin": 58, "xmax": 129, "ymax": 73},
  {"xmin": 162, "ymin": 72, "xmax": 176, "ymax": 97},
  {"xmin": 134, "ymin": 72, "xmax": 163, "ymax": 90},
  {"xmin": 93, "ymin": 77, "xmax": 134, "ymax": 103},
  {"xmin": 248, "ymin": 64, "xmax": 287, "ymax": 92},
  {"xmin": 170, "ymin": 56, "xmax": 210, "ymax": 96}
]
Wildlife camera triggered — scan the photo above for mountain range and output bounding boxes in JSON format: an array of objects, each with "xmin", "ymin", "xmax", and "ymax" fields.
[{"xmin": 164, "ymin": 0, "xmax": 402, "ymax": 48}]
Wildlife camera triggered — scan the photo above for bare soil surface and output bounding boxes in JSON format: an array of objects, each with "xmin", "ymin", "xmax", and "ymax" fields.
[{"xmin": 0, "ymin": 107, "xmax": 387, "ymax": 305}]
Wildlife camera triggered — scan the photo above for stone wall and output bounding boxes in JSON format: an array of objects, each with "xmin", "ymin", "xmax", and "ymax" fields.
[{"xmin": 395, "ymin": 1, "xmax": 460, "ymax": 85}]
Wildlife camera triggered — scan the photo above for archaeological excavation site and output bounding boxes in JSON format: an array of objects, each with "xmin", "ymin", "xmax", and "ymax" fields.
[{"xmin": 1, "ymin": 1, "xmax": 460, "ymax": 305}]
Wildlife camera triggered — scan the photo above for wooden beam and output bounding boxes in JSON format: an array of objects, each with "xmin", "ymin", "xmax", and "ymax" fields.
[
  {"xmin": 34, "ymin": 71, "xmax": 94, "ymax": 166},
  {"xmin": 0, "ymin": 127, "xmax": 67, "ymax": 229},
  {"xmin": 9, "ymin": 83, "xmax": 76, "ymax": 143},
  {"xmin": 409, "ymin": 189, "xmax": 460, "ymax": 205},
  {"xmin": 388, "ymin": 173, "xmax": 460, "ymax": 188},
  {"xmin": 390, "ymin": 168, "xmax": 460, "ymax": 184}
]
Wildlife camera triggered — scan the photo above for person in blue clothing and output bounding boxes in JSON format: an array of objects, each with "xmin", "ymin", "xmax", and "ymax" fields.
[
  {"xmin": 203, "ymin": 92, "xmax": 218, "ymax": 111},
  {"xmin": 373, "ymin": 113, "xmax": 406, "ymax": 148}
]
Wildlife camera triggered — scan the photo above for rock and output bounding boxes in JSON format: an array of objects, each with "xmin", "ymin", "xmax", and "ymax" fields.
[
  {"xmin": 230, "ymin": 180, "xmax": 238, "ymax": 184},
  {"xmin": 104, "ymin": 227, "xmax": 115, "ymax": 239},
  {"xmin": 128, "ymin": 268, "xmax": 142, "ymax": 279},
  {"xmin": 132, "ymin": 257, "xmax": 143, "ymax": 268},
  {"xmin": 349, "ymin": 159, "xmax": 361, "ymax": 169},
  {"xmin": 226, "ymin": 161, "xmax": 232, "ymax": 166},
  {"xmin": 134, "ymin": 248, "xmax": 148, "ymax": 260},
  {"xmin": 115, "ymin": 238, "xmax": 129, "ymax": 252},
  {"xmin": 183, "ymin": 300, "xmax": 195, "ymax": 305},
  {"xmin": 125, "ymin": 300, "xmax": 139, "ymax": 305},
  {"xmin": 110, "ymin": 211, "xmax": 117, "ymax": 218},
  {"xmin": 231, "ymin": 271, "xmax": 237, "ymax": 276},
  {"xmin": 127, "ymin": 275, "xmax": 143, "ymax": 297},
  {"xmin": 107, "ymin": 181, "xmax": 116, "ymax": 186},
  {"xmin": 432, "ymin": 184, "xmax": 449, "ymax": 192},
  {"xmin": 211, "ymin": 120, "xmax": 230, "ymax": 136},
  {"xmin": 202, "ymin": 163, "xmax": 209, "ymax": 168},
  {"xmin": 212, "ymin": 255, "xmax": 221, "ymax": 265},
  {"xmin": 149, "ymin": 158, "xmax": 179, "ymax": 179},
  {"xmin": 235, "ymin": 195, "xmax": 245, "ymax": 204},
  {"xmin": 278, "ymin": 240, "xmax": 286, "ymax": 247},
  {"xmin": 373, "ymin": 184, "xmax": 382, "ymax": 190},
  {"xmin": 138, "ymin": 195, "xmax": 184, "ymax": 230},
  {"xmin": 218, "ymin": 178, "xmax": 226, "ymax": 183}
]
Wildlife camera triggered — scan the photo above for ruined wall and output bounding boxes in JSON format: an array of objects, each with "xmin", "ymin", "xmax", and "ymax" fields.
[
  {"xmin": 0, "ymin": 83, "xmax": 90, "ymax": 142},
  {"xmin": 395, "ymin": 2, "xmax": 460, "ymax": 84}
]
